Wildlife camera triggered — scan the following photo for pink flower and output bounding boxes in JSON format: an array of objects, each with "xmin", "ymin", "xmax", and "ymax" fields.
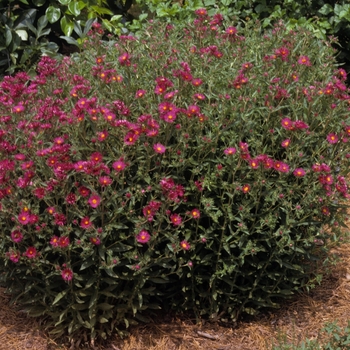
[
  {"xmin": 13, "ymin": 105, "xmax": 25, "ymax": 113},
  {"xmin": 274, "ymin": 161, "xmax": 290, "ymax": 173},
  {"xmin": 224, "ymin": 147, "xmax": 237, "ymax": 155},
  {"xmin": 281, "ymin": 118, "xmax": 294, "ymax": 130},
  {"xmin": 80, "ymin": 216, "xmax": 92, "ymax": 229},
  {"xmin": 162, "ymin": 111, "xmax": 177, "ymax": 123},
  {"xmin": 193, "ymin": 93, "xmax": 205, "ymax": 100},
  {"xmin": 65, "ymin": 193, "xmax": 76, "ymax": 205},
  {"xmin": 99, "ymin": 176, "xmax": 112, "ymax": 186},
  {"xmin": 225, "ymin": 26, "xmax": 237, "ymax": 35},
  {"xmin": 298, "ymin": 55, "xmax": 311, "ymax": 66},
  {"xmin": 321, "ymin": 206, "xmax": 330, "ymax": 216},
  {"xmin": 90, "ymin": 237, "xmax": 101, "ymax": 245},
  {"xmin": 113, "ymin": 160, "xmax": 126, "ymax": 172},
  {"xmin": 61, "ymin": 268, "xmax": 73, "ymax": 281},
  {"xmin": 88, "ymin": 194, "xmax": 101, "ymax": 208},
  {"xmin": 97, "ymin": 130, "xmax": 108, "ymax": 141},
  {"xmin": 180, "ymin": 240, "xmax": 190, "ymax": 250},
  {"xmin": 281, "ymin": 139, "xmax": 291, "ymax": 148},
  {"xmin": 136, "ymin": 230, "xmax": 150, "ymax": 244},
  {"xmin": 153, "ymin": 143, "xmax": 166, "ymax": 154},
  {"xmin": 170, "ymin": 213, "xmax": 182, "ymax": 226},
  {"xmin": 8, "ymin": 250, "xmax": 20, "ymax": 263},
  {"xmin": 18, "ymin": 211, "xmax": 30, "ymax": 225},
  {"xmin": 293, "ymin": 168, "xmax": 306, "ymax": 177},
  {"xmin": 192, "ymin": 78, "xmax": 203, "ymax": 86},
  {"xmin": 24, "ymin": 246, "xmax": 37, "ymax": 259},
  {"xmin": 190, "ymin": 208, "xmax": 200, "ymax": 219},
  {"xmin": 249, "ymin": 158, "xmax": 259, "ymax": 169},
  {"xmin": 57, "ymin": 236, "xmax": 69, "ymax": 248},
  {"xmin": 47, "ymin": 206, "xmax": 56, "ymax": 215},
  {"xmin": 11, "ymin": 230, "xmax": 23, "ymax": 243},
  {"xmin": 50, "ymin": 236, "xmax": 59, "ymax": 247},
  {"xmin": 327, "ymin": 133, "xmax": 338, "ymax": 144},
  {"xmin": 135, "ymin": 89, "xmax": 146, "ymax": 98},
  {"xmin": 78, "ymin": 186, "xmax": 90, "ymax": 197}
]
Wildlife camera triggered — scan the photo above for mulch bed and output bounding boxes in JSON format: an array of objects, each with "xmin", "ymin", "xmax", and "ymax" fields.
[{"xmin": 1, "ymin": 242, "xmax": 350, "ymax": 350}]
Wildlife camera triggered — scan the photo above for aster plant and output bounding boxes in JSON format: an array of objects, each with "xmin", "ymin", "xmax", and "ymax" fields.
[{"xmin": 0, "ymin": 13, "xmax": 350, "ymax": 344}]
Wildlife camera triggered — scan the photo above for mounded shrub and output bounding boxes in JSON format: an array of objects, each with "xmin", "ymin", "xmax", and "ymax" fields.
[{"xmin": 0, "ymin": 12, "xmax": 350, "ymax": 343}]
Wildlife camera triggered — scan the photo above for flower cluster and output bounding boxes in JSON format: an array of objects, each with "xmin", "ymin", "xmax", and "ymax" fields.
[{"xmin": 0, "ymin": 12, "xmax": 349, "ymax": 341}]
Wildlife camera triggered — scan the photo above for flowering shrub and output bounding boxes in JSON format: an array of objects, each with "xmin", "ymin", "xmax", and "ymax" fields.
[{"xmin": 1, "ymin": 13, "xmax": 350, "ymax": 343}]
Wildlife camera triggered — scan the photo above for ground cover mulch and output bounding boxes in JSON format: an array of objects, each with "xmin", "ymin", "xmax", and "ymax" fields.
[{"xmin": 1, "ymin": 241, "xmax": 350, "ymax": 350}]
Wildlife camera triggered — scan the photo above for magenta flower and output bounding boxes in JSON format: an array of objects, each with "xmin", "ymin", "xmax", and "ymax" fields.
[
  {"xmin": 50, "ymin": 235, "xmax": 59, "ymax": 247},
  {"xmin": 193, "ymin": 93, "xmax": 205, "ymax": 100},
  {"xmin": 24, "ymin": 246, "xmax": 37, "ymax": 259},
  {"xmin": 80, "ymin": 216, "xmax": 92, "ymax": 229},
  {"xmin": 78, "ymin": 186, "xmax": 90, "ymax": 197},
  {"xmin": 298, "ymin": 55, "xmax": 311, "ymax": 66},
  {"xmin": 293, "ymin": 168, "xmax": 306, "ymax": 177},
  {"xmin": 18, "ymin": 211, "xmax": 30, "ymax": 225},
  {"xmin": 57, "ymin": 236, "xmax": 69, "ymax": 248},
  {"xmin": 180, "ymin": 240, "xmax": 190, "ymax": 250},
  {"xmin": 170, "ymin": 213, "xmax": 182, "ymax": 226},
  {"xmin": 281, "ymin": 139, "xmax": 291, "ymax": 148},
  {"xmin": 90, "ymin": 237, "xmax": 101, "ymax": 245},
  {"xmin": 11, "ymin": 230, "xmax": 23, "ymax": 243},
  {"xmin": 190, "ymin": 208, "xmax": 201, "ymax": 219},
  {"xmin": 99, "ymin": 176, "xmax": 113, "ymax": 186},
  {"xmin": 113, "ymin": 160, "xmax": 126, "ymax": 172},
  {"xmin": 61, "ymin": 268, "xmax": 73, "ymax": 281},
  {"xmin": 162, "ymin": 111, "xmax": 177, "ymax": 123},
  {"xmin": 65, "ymin": 193, "xmax": 76, "ymax": 205},
  {"xmin": 153, "ymin": 143, "xmax": 166, "ymax": 154},
  {"xmin": 192, "ymin": 78, "xmax": 203, "ymax": 86},
  {"xmin": 321, "ymin": 206, "xmax": 330, "ymax": 216},
  {"xmin": 13, "ymin": 105, "xmax": 25, "ymax": 113},
  {"xmin": 88, "ymin": 194, "xmax": 101, "ymax": 208},
  {"xmin": 136, "ymin": 230, "xmax": 151, "ymax": 244},
  {"xmin": 124, "ymin": 131, "xmax": 138, "ymax": 145},
  {"xmin": 281, "ymin": 118, "xmax": 294, "ymax": 130},
  {"xmin": 8, "ymin": 250, "xmax": 20, "ymax": 263},
  {"xmin": 327, "ymin": 133, "xmax": 338, "ymax": 144},
  {"xmin": 135, "ymin": 89, "xmax": 146, "ymax": 98},
  {"xmin": 224, "ymin": 147, "xmax": 237, "ymax": 155}
]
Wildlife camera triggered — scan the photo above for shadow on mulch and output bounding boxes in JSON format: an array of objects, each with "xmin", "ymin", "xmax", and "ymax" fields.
[{"xmin": 1, "ymin": 243, "xmax": 350, "ymax": 350}]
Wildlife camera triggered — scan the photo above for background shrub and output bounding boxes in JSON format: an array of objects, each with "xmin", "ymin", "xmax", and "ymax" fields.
[{"xmin": 0, "ymin": 12, "xmax": 350, "ymax": 344}]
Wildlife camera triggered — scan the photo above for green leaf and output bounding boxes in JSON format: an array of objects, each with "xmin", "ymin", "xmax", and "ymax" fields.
[
  {"xmin": 98, "ymin": 317, "xmax": 109, "ymax": 323},
  {"xmin": 15, "ymin": 29, "xmax": 28, "ymax": 41},
  {"xmin": 80, "ymin": 257, "xmax": 94, "ymax": 270},
  {"xmin": 52, "ymin": 290, "xmax": 68, "ymax": 305},
  {"xmin": 37, "ymin": 16, "xmax": 48, "ymax": 32},
  {"xmin": 59, "ymin": 0, "xmax": 71, "ymax": 4},
  {"xmin": 46, "ymin": 6, "xmax": 61, "ymax": 23},
  {"xmin": 32, "ymin": 0, "xmax": 46, "ymax": 6},
  {"xmin": 97, "ymin": 303, "xmax": 114, "ymax": 311},
  {"xmin": 318, "ymin": 4, "xmax": 334, "ymax": 16},
  {"xmin": 203, "ymin": 0, "xmax": 215, "ymax": 6},
  {"xmin": 60, "ymin": 35, "xmax": 79, "ymax": 47},
  {"xmin": 90, "ymin": 5, "xmax": 113, "ymax": 16},
  {"xmin": 68, "ymin": 1, "xmax": 81, "ymax": 16},
  {"xmin": 60, "ymin": 15, "xmax": 74, "ymax": 36},
  {"xmin": 5, "ymin": 26, "xmax": 12, "ymax": 47}
]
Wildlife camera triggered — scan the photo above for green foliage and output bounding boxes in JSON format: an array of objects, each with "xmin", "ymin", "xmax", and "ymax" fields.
[
  {"xmin": 0, "ymin": 0, "xmax": 135, "ymax": 76},
  {"xmin": 0, "ymin": 13, "xmax": 350, "ymax": 344},
  {"xmin": 271, "ymin": 321, "xmax": 350, "ymax": 349}
]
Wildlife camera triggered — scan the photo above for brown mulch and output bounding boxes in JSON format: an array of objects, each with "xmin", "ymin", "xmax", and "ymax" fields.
[{"xmin": 1, "ymin": 242, "xmax": 350, "ymax": 350}]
